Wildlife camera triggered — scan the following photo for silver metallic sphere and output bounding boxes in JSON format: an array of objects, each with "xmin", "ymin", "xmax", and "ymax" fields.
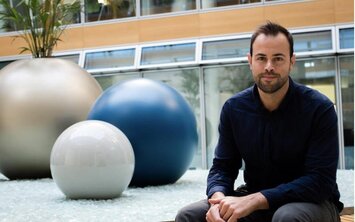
[
  {"xmin": 50, "ymin": 120, "xmax": 135, "ymax": 199},
  {"xmin": 0, "ymin": 58, "xmax": 103, "ymax": 179}
]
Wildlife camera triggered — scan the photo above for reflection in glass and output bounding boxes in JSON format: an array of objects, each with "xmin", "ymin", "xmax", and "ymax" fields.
[
  {"xmin": 293, "ymin": 31, "xmax": 332, "ymax": 53},
  {"xmin": 202, "ymin": 38, "xmax": 250, "ymax": 60},
  {"xmin": 143, "ymin": 68, "xmax": 201, "ymax": 168},
  {"xmin": 141, "ymin": 0, "xmax": 196, "ymax": 16},
  {"xmin": 94, "ymin": 72, "xmax": 140, "ymax": 90},
  {"xmin": 0, "ymin": 60, "xmax": 14, "ymax": 69},
  {"xmin": 201, "ymin": 0, "xmax": 260, "ymax": 9},
  {"xmin": 0, "ymin": 0, "xmax": 27, "ymax": 32},
  {"xmin": 339, "ymin": 55, "xmax": 354, "ymax": 169},
  {"xmin": 85, "ymin": 48, "xmax": 135, "ymax": 70},
  {"xmin": 55, "ymin": 54, "xmax": 80, "ymax": 64},
  {"xmin": 0, "ymin": 0, "xmax": 80, "ymax": 32},
  {"xmin": 85, "ymin": 0, "xmax": 135, "ymax": 22},
  {"xmin": 203, "ymin": 64, "xmax": 253, "ymax": 167},
  {"xmin": 339, "ymin": 28, "xmax": 354, "ymax": 50},
  {"xmin": 292, "ymin": 57, "xmax": 336, "ymax": 103},
  {"xmin": 141, "ymin": 43, "xmax": 196, "ymax": 65}
]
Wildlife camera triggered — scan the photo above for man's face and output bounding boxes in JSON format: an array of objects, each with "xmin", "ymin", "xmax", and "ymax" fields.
[{"xmin": 248, "ymin": 33, "xmax": 295, "ymax": 94}]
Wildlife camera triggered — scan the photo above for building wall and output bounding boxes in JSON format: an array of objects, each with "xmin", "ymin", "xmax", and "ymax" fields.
[{"xmin": 0, "ymin": 0, "xmax": 353, "ymax": 57}]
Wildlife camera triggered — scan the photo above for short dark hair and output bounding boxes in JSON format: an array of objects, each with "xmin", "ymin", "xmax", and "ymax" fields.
[{"xmin": 250, "ymin": 21, "xmax": 294, "ymax": 58}]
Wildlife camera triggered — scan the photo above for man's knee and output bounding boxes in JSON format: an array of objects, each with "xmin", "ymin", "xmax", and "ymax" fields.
[
  {"xmin": 175, "ymin": 205, "xmax": 194, "ymax": 222},
  {"xmin": 272, "ymin": 202, "xmax": 340, "ymax": 222},
  {"xmin": 175, "ymin": 199, "xmax": 209, "ymax": 222},
  {"xmin": 272, "ymin": 204, "xmax": 307, "ymax": 222}
]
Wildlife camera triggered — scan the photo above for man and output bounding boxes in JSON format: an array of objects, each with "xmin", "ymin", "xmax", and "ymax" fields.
[{"xmin": 175, "ymin": 21, "xmax": 343, "ymax": 222}]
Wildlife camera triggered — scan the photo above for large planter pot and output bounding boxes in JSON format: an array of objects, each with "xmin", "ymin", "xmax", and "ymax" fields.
[{"xmin": 0, "ymin": 58, "xmax": 103, "ymax": 179}]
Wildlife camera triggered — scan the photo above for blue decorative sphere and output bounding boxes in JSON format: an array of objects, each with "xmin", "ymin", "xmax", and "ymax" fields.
[{"xmin": 88, "ymin": 79, "xmax": 198, "ymax": 186}]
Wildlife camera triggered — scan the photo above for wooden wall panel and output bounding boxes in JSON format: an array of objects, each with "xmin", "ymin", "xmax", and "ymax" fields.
[
  {"xmin": 263, "ymin": 0, "xmax": 335, "ymax": 28},
  {"xmin": 56, "ymin": 27, "xmax": 85, "ymax": 51},
  {"xmin": 334, "ymin": 0, "xmax": 354, "ymax": 23},
  {"xmin": 0, "ymin": 36, "xmax": 28, "ymax": 57},
  {"xmin": 138, "ymin": 14, "xmax": 200, "ymax": 42},
  {"xmin": 199, "ymin": 7, "xmax": 264, "ymax": 36},
  {"xmin": 0, "ymin": 0, "xmax": 353, "ymax": 57},
  {"xmin": 82, "ymin": 21, "xmax": 140, "ymax": 49}
]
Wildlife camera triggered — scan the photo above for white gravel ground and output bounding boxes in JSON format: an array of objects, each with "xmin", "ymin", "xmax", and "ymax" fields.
[{"xmin": 0, "ymin": 169, "xmax": 353, "ymax": 222}]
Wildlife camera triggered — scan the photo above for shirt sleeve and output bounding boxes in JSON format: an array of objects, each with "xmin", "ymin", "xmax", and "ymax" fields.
[
  {"xmin": 260, "ymin": 103, "xmax": 341, "ymax": 210},
  {"xmin": 206, "ymin": 101, "xmax": 242, "ymax": 198}
]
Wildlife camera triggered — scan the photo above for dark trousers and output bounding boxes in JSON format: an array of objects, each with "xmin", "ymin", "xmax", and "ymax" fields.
[{"xmin": 175, "ymin": 199, "xmax": 340, "ymax": 222}]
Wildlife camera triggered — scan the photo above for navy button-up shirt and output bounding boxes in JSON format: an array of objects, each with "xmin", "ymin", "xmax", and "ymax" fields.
[{"xmin": 207, "ymin": 78, "xmax": 343, "ymax": 211}]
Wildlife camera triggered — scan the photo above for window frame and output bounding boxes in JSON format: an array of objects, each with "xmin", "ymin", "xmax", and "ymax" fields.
[
  {"xmin": 138, "ymin": 40, "xmax": 198, "ymax": 69},
  {"xmin": 290, "ymin": 26, "xmax": 336, "ymax": 57},
  {"xmin": 336, "ymin": 24, "xmax": 354, "ymax": 53},
  {"xmin": 82, "ymin": 45, "xmax": 137, "ymax": 73},
  {"xmin": 199, "ymin": 34, "xmax": 251, "ymax": 64}
]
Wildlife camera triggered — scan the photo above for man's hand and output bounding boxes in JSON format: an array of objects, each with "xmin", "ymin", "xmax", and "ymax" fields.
[
  {"xmin": 206, "ymin": 203, "xmax": 224, "ymax": 222},
  {"xmin": 206, "ymin": 192, "xmax": 225, "ymax": 222},
  {"xmin": 208, "ymin": 192, "xmax": 269, "ymax": 222}
]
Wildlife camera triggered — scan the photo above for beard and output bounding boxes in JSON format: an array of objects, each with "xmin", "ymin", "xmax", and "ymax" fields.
[{"xmin": 255, "ymin": 72, "xmax": 289, "ymax": 94}]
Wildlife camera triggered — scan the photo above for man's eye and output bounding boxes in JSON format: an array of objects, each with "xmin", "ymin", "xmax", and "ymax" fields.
[
  {"xmin": 257, "ymin": 57, "xmax": 266, "ymax": 61},
  {"xmin": 274, "ymin": 57, "xmax": 284, "ymax": 62}
]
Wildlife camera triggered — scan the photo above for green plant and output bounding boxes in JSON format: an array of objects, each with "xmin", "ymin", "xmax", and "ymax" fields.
[{"xmin": 0, "ymin": 0, "xmax": 80, "ymax": 58}]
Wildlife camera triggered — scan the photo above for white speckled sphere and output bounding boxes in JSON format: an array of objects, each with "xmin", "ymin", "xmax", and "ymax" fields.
[
  {"xmin": 0, "ymin": 59, "xmax": 102, "ymax": 179},
  {"xmin": 50, "ymin": 120, "xmax": 135, "ymax": 199}
]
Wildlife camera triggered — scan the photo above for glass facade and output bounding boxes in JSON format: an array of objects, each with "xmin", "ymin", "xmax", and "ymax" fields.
[
  {"xmin": 0, "ymin": 0, "xmax": 303, "ymax": 30},
  {"xmin": 292, "ymin": 57, "xmax": 336, "ymax": 104},
  {"xmin": 203, "ymin": 64, "xmax": 253, "ymax": 166},
  {"xmin": 0, "ymin": 60, "xmax": 14, "ymax": 69},
  {"xmin": 85, "ymin": 0, "xmax": 136, "ymax": 22},
  {"xmin": 201, "ymin": 0, "xmax": 260, "ymax": 9},
  {"xmin": 141, "ymin": 43, "xmax": 196, "ymax": 65},
  {"xmin": 339, "ymin": 28, "xmax": 354, "ymax": 50},
  {"xmin": 95, "ymin": 72, "xmax": 140, "ymax": 89},
  {"xmin": 0, "ymin": 0, "xmax": 80, "ymax": 33},
  {"xmin": 141, "ymin": 0, "xmax": 196, "ymax": 16},
  {"xmin": 293, "ymin": 30, "xmax": 333, "ymax": 53},
  {"xmin": 202, "ymin": 38, "xmax": 250, "ymax": 61},
  {"xmin": 339, "ymin": 55, "xmax": 354, "ymax": 169},
  {"xmin": 55, "ymin": 54, "xmax": 80, "ymax": 64},
  {"xmin": 85, "ymin": 48, "xmax": 136, "ymax": 70},
  {"xmin": 0, "ymin": 0, "xmax": 26, "ymax": 32}
]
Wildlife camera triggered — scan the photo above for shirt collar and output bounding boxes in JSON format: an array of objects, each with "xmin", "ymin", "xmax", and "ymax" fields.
[{"xmin": 252, "ymin": 77, "xmax": 295, "ymax": 113}]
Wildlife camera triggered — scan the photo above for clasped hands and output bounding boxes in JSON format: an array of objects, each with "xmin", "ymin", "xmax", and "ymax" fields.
[{"xmin": 205, "ymin": 192, "xmax": 269, "ymax": 222}]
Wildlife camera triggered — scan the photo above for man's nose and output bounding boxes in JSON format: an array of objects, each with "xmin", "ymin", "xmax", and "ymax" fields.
[{"xmin": 265, "ymin": 60, "xmax": 274, "ymax": 72}]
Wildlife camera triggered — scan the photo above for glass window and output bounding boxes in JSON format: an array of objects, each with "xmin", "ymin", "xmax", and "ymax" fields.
[
  {"xmin": 203, "ymin": 64, "xmax": 253, "ymax": 167},
  {"xmin": 0, "ymin": 0, "xmax": 26, "ymax": 32},
  {"xmin": 292, "ymin": 57, "xmax": 336, "ymax": 103},
  {"xmin": 339, "ymin": 55, "xmax": 354, "ymax": 169},
  {"xmin": 0, "ymin": 4, "xmax": 5, "ymax": 32},
  {"xmin": 265, "ymin": 0, "xmax": 298, "ymax": 1},
  {"xmin": 201, "ymin": 0, "xmax": 260, "ymax": 9},
  {"xmin": 202, "ymin": 38, "xmax": 250, "ymax": 60},
  {"xmin": 94, "ymin": 72, "xmax": 140, "ymax": 90},
  {"xmin": 84, "ymin": 48, "xmax": 135, "ymax": 70},
  {"xmin": 141, "ymin": 0, "xmax": 196, "ymax": 16},
  {"xmin": 140, "ymin": 43, "xmax": 196, "ymax": 65},
  {"xmin": 0, "ymin": 60, "xmax": 15, "ymax": 69},
  {"xmin": 0, "ymin": 0, "xmax": 80, "ymax": 33},
  {"xmin": 293, "ymin": 30, "xmax": 333, "ymax": 53},
  {"xmin": 143, "ymin": 68, "xmax": 201, "ymax": 168},
  {"xmin": 55, "ymin": 54, "xmax": 80, "ymax": 64},
  {"xmin": 85, "ymin": 0, "xmax": 135, "ymax": 22},
  {"xmin": 339, "ymin": 28, "xmax": 354, "ymax": 50}
]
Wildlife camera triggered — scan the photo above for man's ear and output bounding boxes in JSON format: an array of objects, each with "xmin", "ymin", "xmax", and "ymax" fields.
[
  {"xmin": 290, "ymin": 54, "xmax": 296, "ymax": 66},
  {"xmin": 247, "ymin": 53, "xmax": 252, "ymax": 69}
]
